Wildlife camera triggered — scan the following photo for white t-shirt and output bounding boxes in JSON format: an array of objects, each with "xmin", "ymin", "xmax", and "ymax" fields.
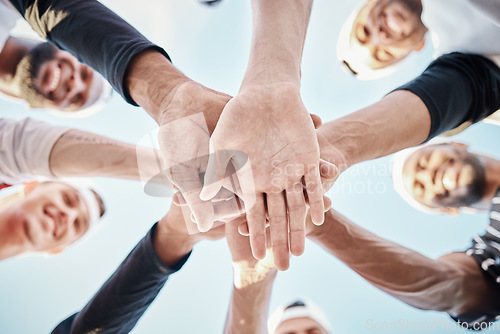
[
  {"xmin": 0, "ymin": 0, "xmax": 21, "ymax": 51},
  {"xmin": 421, "ymin": 0, "xmax": 500, "ymax": 66},
  {"xmin": 0, "ymin": 118, "xmax": 70, "ymax": 185}
]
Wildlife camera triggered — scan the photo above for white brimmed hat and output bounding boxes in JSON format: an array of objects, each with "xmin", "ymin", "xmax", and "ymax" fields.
[
  {"xmin": 268, "ymin": 299, "xmax": 332, "ymax": 334},
  {"xmin": 336, "ymin": 3, "xmax": 398, "ymax": 80}
]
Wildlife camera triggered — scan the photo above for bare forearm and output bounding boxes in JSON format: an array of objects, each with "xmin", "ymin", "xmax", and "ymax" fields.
[
  {"xmin": 49, "ymin": 129, "xmax": 161, "ymax": 182},
  {"xmin": 125, "ymin": 50, "xmax": 191, "ymax": 124},
  {"xmin": 308, "ymin": 209, "xmax": 489, "ymax": 314},
  {"xmin": 242, "ymin": 0, "xmax": 313, "ymax": 86},
  {"xmin": 318, "ymin": 90, "xmax": 431, "ymax": 172},
  {"xmin": 224, "ymin": 270, "xmax": 276, "ymax": 334}
]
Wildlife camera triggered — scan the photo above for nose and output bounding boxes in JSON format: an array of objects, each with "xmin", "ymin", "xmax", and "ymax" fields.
[
  {"xmin": 369, "ymin": 27, "xmax": 391, "ymax": 46},
  {"xmin": 57, "ymin": 206, "xmax": 80, "ymax": 237},
  {"xmin": 67, "ymin": 72, "xmax": 86, "ymax": 96},
  {"xmin": 415, "ymin": 168, "xmax": 436, "ymax": 189}
]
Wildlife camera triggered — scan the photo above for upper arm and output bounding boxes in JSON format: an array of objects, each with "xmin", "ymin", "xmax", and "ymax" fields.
[
  {"xmin": 438, "ymin": 252, "xmax": 500, "ymax": 316},
  {"xmin": 394, "ymin": 52, "xmax": 500, "ymax": 140}
]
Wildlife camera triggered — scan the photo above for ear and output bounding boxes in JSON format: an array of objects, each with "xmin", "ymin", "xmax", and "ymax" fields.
[
  {"xmin": 437, "ymin": 207, "xmax": 460, "ymax": 216},
  {"xmin": 414, "ymin": 39, "xmax": 426, "ymax": 52},
  {"xmin": 46, "ymin": 247, "xmax": 65, "ymax": 255},
  {"xmin": 23, "ymin": 181, "xmax": 39, "ymax": 195},
  {"xmin": 449, "ymin": 142, "xmax": 469, "ymax": 151}
]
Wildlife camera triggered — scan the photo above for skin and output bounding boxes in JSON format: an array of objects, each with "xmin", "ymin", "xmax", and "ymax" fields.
[
  {"xmin": 201, "ymin": 0, "xmax": 336, "ymax": 270},
  {"xmin": 49, "ymin": 128, "xmax": 169, "ymax": 187},
  {"xmin": 275, "ymin": 317, "xmax": 328, "ymax": 334},
  {"xmin": 0, "ymin": 38, "xmax": 106, "ymax": 111},
  {"xmin": 0, "ymin": 182, "xmax": 93, "ymax": 260},
  {"xmin": 126, "ymin": 1, "xmax": 337, "ymax": 271},
  {"xmin": 31, "ymin": 49, "xmax": 106, "ymax": 111},
  {"xmin": 307, "ymin": 209, "xmax": 500, "ymax": 316},
  {"xmin": 224, "ymin": 217, "xmax": 277, "ymax": 334},
  {"xmin": 349, "ymin": 0, "xmax": 427, "ymax": 69},
  {"xmin": 402, "ymin": 143, "xmax": 485, "ymax": 209}
]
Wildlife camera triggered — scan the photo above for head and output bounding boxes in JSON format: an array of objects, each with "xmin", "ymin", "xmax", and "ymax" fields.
[
  {"xmin": 12, "ymin": 42, "xmax": 111, "ymax": 113},
  {"xmin": 393, "ymin": 143, "xmax": 487, "ymax": 214},
  {"xmin": 269, "ymin": 300, "xmax": 332, "ymax": 334},
  {"xmin": 338, "ymin": 0, "xmax": 427, "ymax": 78},
  {"xmin": 0, "ymin": 181, "xmax": 105, "ymax": 255}
]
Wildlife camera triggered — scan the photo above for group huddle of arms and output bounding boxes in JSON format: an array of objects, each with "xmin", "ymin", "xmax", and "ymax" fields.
[{"xmin": 1, "ymin": 0, "xmax": 500, "ymax": 332}]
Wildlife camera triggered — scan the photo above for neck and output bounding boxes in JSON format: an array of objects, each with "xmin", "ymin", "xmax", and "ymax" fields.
[
  {"xmin": 0, "ymin": 210, "xmax": 27, "ymax": 261},
  {"xmin": 471, "ymin": 156, "xmax": 500, "ymax": 210}
]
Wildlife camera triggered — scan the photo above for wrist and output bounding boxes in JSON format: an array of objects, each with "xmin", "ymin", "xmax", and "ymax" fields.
[
  {"xmin": 241, "ymin": 63, "xmax": 301, "ymax": 88},
  {"xmin": 307, "ymin": 208, "xmax": 334, "ymax": 241},
  {"xmin": 125, "ymin": 49, "xmax": 191, "ymax": 123},
  {"xmin": 154, "ymin": 218, "xmax": 195, "ymax": 267},
  {"xmin": 233, "ymin": 262, "xmax": 277, "ymax": 289}
]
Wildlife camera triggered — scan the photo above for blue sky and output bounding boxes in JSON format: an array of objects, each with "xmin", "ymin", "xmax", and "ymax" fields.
[{"xmin": 1, "ymin": 0, "xmax": 499, "ymax": 333}]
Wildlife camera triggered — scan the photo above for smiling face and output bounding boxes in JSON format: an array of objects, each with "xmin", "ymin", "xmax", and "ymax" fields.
[
  {"xmin": 349, "ymin": 0, "xmax": 427, "ymax": 70},
  {"xmin": 3, "ymin": 182, "xmax": 94, "ymax": 253},
  {"xmin": 402, "ymin": 144, "xmax": 487, "ymax": 209},
  {"xmin": 275, "ymin": 317, "xmax": 328, "ymax": 334},
  {"xmin": 15, "ymin": 42, "xmax": 106, "ymax": 111}
]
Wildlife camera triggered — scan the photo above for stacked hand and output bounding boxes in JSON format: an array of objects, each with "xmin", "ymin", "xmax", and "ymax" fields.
[{"xmin": 200, "ymin": 83, "xmax": 336, "ymax": 270}]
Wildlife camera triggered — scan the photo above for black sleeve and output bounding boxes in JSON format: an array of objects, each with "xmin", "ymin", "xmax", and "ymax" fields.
[
  {"xmin": 51, "ymin": 223, "xmax": 191, "ymax": 334},
  {"xmin": 8, "ymin": 0, "xmax": 171, "ymax": 105},
  {"xmin": 395, "ymin": 52, "xmax": 500, "ymax": 140},
  {"xmin": 447, "ymin": 199, "xmax": 500, "ymax": 330}
]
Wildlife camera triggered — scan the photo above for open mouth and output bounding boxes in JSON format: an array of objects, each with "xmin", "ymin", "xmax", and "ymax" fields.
[
  {"xmin": 43, "ymin": 207, "xmax": 60, "ymax": 237},
  {"xmin": 48, "ymin": 64, "xmax": 62, "ymax": 97},
  {"xmin": 385, "ymin": 14, "xmax": 403, "ymax": 35},
  {"xmin": 381, "ymin": 9, "xmax": 407, "ymax": 39}
]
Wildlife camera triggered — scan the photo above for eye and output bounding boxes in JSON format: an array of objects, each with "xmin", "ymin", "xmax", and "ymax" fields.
[
  {"xmin": 356, "ymin": 24, "xmax": 370, "ymax": 44},
  {"xmin": 417, "ymin": 156, "xmax": 428, "ymax": 169},
  {"xmin": 375, "ymin": 47, "xmax": 393, "ymax": 62}
]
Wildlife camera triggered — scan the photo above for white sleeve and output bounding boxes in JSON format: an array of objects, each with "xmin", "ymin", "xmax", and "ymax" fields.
[
  {"xmin": 0, "ymin": 118, "xmax": 70, "ymax": 185},
  {"xmin": 467, "ymin": 0, "xmax": 500, "ymax": 27},
  {"xmin": 0, "ymin": 0, "xmax": 21, "ymax": 51}
]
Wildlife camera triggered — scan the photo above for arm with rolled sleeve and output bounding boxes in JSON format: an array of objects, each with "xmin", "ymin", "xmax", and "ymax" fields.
[
  {"xmin": 51, "ymin": 204, "xmax": 224, "ymax": 334},
  {"xmin": 7, "ymin": 0, "xmax": 170, "ymax": 104},
  {"xmin": 0, "ymin": 117, "xmax": 167, "ymax": 186},
  {"xmin": 395, "ymin": 52, "xmax": 500, "ymax": 139},
  {"xmin": 0, "ymin": 117, "xmax": 70, "ymax": 185},
  {"xmin": 51, "ymin": 223, "xmax": 191, "ymax": 334}
]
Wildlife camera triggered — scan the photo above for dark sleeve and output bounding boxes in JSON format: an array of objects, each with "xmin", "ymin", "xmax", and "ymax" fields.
[
  {"xmin": 395, "ymin": 52, "xmax": 500, "ymax": 140},
  {"xmin": 8, "ymin": 0, "xmax": 171, "ymax": 105},
  {"xmin": 448, "ymin": 200, "xmax": 500, "ymax": 330},
  {"xmin": 51, "ymin": 223, "xmax": 191, "ymax": 334}
]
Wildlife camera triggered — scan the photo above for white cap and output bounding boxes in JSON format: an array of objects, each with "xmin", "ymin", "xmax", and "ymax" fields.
[
  {"xmin": 268, "ymin": 299, "xmax": 332, "ymax": 334},
  {"xmin": 336, "ymin": 3, "xmax": 398, "ymax": 80}
]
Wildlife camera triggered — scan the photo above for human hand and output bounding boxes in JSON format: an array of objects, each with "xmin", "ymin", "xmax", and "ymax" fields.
[
  {"xmin": 157, "ymin": 81, "xmax": 232, "ymax": 233},
  {"xmin": 154, "ymin": 203, "xmax": 227, "ymax": 267},
  {"xmin": 201, "ymin": 83, "xmax": 336, "ymax": 270}
]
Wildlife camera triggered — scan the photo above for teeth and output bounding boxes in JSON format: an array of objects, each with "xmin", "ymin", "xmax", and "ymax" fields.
[
  {"xmin": 386, "ymin": 16, "xmax": 403, "ymax": 34},
  {"xmin": 48, "ymin": 66, "xmax": 61, "ymax": 92}
]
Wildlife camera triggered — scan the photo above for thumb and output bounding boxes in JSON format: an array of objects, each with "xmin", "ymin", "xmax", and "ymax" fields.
[
  {"xmin": 200, "ymin": 144, "xmax": 233, "ymax": 201},
  {"xmin": 310, "ymin": 113, "xmax": 322, "ymax": 129}
]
